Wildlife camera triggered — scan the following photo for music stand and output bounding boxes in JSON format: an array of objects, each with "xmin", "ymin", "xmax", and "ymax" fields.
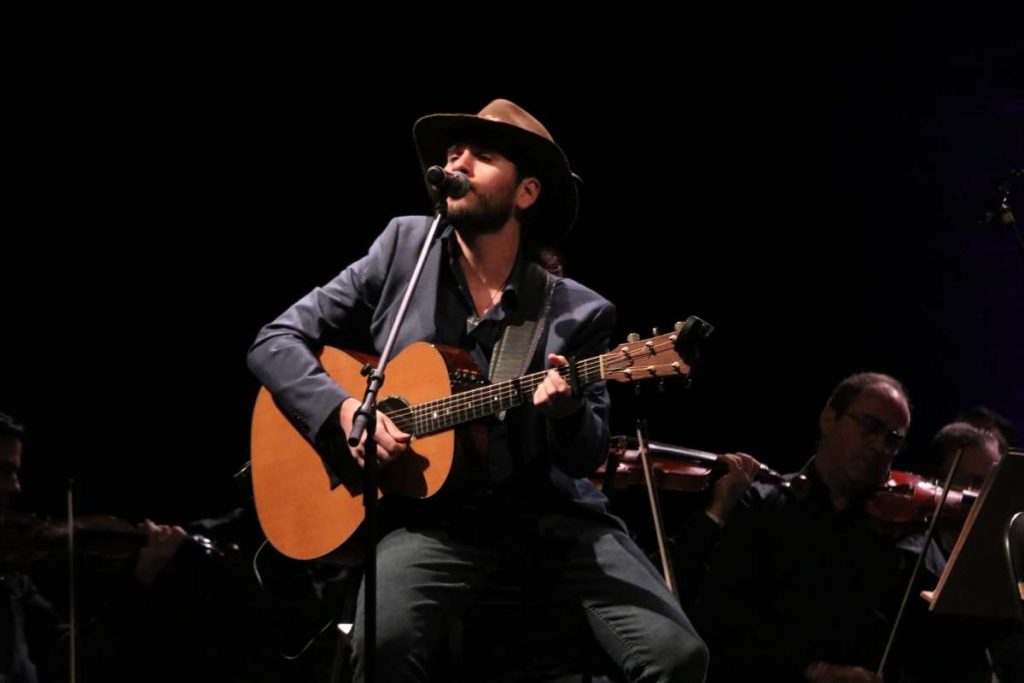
[{"xmin": 924, "ymin": 450, "xmax": 1024, "ymax": 619}]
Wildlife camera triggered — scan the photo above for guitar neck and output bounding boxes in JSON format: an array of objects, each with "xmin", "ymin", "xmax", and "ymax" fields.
[{"xmin": 387, "ymin": 355, "xmax": 606, "ymax": 437}]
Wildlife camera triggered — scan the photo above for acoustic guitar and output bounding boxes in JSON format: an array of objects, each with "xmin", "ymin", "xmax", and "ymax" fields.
[{"xmin": 251, "ymin": 320, "xmax": 704, "ymax": 559}]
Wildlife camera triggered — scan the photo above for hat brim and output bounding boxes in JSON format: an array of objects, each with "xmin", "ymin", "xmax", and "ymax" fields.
[{"xmin": 413, "ymin": 113, "xmax": 578, "ymax": 245}]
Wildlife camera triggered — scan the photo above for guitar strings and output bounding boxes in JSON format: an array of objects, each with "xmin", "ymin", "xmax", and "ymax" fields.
[
  {"xmin": 385, "ymin": 339, "xmax": 681, "ymax": 435},
  {"xmin": 387, "ymin": 339, "xmax": 678, "ymax": 426}
]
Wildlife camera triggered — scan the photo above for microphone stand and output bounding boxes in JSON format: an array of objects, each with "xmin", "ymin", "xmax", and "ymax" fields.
[
  {"xmin": 347, "ymin": 196, "xmax": 448, "ymax": 683},
  {"xmin": 983, "ymin": 169, "xmax": 1023, "ymax": 260}
]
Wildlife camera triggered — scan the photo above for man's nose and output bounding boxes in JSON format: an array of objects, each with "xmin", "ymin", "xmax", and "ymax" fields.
[
  {"xmin": 446, "ymin": 149, "xmax": 473, "ymax": 174},
  {"xmin": 868, "ymin": 437, "xmax": 900, "ymax": 460}
]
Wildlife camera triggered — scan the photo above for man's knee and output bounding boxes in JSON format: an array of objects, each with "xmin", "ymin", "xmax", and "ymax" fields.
[
  {"xmin": 663, "ymin": 632, "xmax": 709, "ymax": 682},
  {"xmin": 351, "ymin": 622, "xmax": 429, "ymax": 681}
]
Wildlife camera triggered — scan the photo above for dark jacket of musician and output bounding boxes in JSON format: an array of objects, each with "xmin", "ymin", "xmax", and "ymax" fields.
[{"xmin": 247, "ymin": 215, "xmax": 618, "ymax": 525}]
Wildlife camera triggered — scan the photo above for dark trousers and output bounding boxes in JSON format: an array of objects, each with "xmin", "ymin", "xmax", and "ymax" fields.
[{"xmin": 349, "ymin": 511, "xmax": 708, "ymax": 682}]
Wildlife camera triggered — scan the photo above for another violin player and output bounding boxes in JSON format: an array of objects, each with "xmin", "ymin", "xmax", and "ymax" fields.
[
  {"xmin": 1, "ymin": 412, "xmax": 187, "ymax": 682},
  {"xmin": 898, "ymin": 421, "xmax": 1022, "ymax": 683},
  {"xmin": 689, "ymin": 372, "xmax": 943, "ymax": 682}
]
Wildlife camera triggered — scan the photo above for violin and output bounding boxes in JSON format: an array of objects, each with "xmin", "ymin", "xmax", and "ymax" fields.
[
  {"xmin": 863, "ymin": 470, "xmax": 978, "ymax": 532},
  {"xmin": 0, "ymin": 509, "xmax": 225, "ymax": 573},
  {"xmin": 595, "ymin": 436, "xmax": 807, "ymax": 494},
  {"xmin": 593, "ymin": 432, "xmax": 806, "ymax": 599}
]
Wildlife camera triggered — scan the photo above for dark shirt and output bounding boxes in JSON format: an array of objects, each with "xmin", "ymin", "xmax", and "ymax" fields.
[
  {"xmin": 435, "ymin": 226, "xmax": 523, "ymax": 486},
  {"xmin": 403, "ymin": 228, "xmax": 576, "ymax": 528},
  {"xmin": 1, "ymin": 572, "xmax": 65, "ymax": 683},
  {"xmin": 691, "ymin": 463, "xmax": 941, "ymax": 681}
]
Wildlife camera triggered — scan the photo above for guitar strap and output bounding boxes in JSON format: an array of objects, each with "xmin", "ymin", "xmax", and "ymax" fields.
[{"xmin": 488, "ymin": 261, "xmax": 557, "ymax": 401}]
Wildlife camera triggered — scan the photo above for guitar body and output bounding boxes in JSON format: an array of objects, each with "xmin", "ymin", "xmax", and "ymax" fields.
[{"xmin": 251, "ymin": 342, "xmax": 477, "ymax": 560}]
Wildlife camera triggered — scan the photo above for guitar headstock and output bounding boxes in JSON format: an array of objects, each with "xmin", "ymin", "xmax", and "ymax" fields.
[{"xmin": 603, "ymin": 322, "xmax": 693, "ymax": 384}]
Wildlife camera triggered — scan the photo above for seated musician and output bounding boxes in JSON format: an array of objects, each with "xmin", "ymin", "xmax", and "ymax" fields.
[
  {"xmin": 954, "ymin": 405, "xmax": 1016, "ymax": 456},
  {"xmin": 247, "ymin": 99, "xmax": 708, "ymax": 682},
  {"xmin": 688, "ymin": 372, "xmax": 944, "ymax": 682},
  {"xmin": 1, "ymin": 411, "xmax": 187, "ymax": 682},
  {"xmin": 899, "ymin": 420, "xmax": 1022, "ymax": 683}
]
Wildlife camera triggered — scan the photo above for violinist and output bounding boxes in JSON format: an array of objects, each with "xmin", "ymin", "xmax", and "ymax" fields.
[
  {"xmin": 0, "ymin": 411, "xmax": 56, "ymax": 683},
  {"xmin": 925, "ymin": 421, "xmax": 1002, "ymax": 496},
  {"xmin": 1, "ymin": 411, "xmax": 187, "ymax": 682},
  {"xmin": 956, "ymin": 405, "xmax": 1016, "ymax": 456},
  {"xmin": 892, "ymin": 421, "xmax": 1002, "ymax": 565},
  {"xmin": 691, "ymin": 372, "xmax": 938, "ymax": 682},
  {"xmin": 898, "ymin": 421, "xmax": 1022, "ymax": 683},
  {"xmin": 661, "ymin": 450, "xmax": 761, "ymax": 610}
]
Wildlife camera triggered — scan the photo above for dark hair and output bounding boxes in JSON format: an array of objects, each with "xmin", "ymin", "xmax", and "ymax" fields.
[
  {"xmin": 826, "ymin": 372, "xmax": 909, "ymax": 416},
  {"xmin": 507, "ymin": 152, "xmax": 549, "ymax": 244},
  {"xmin": 923, "ymin": 421, "xmax": 1000, "ymax": 478},
  {"xmin": 533, "ymin": 246, "xmax": 565, "ymax": 276},
  {"xmin": 0, "ymin": 412, "xmax": 25, "ymax": 439},
  {"xmin": 955, "ymin": 405, "xmax": 1015, "ymax": 454}
]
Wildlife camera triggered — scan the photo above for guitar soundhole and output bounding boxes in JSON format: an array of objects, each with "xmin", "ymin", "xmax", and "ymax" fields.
[
  {"xmin": 379, "ymin": 396, "xmax": 409, "ymax": 414},
  {"xmin": 378, "ymin": 395, "xmax": 430, "ymax": 498}
]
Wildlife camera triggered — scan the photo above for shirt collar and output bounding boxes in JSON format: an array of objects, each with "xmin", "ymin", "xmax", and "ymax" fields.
[{"xmin": 441, "ymin": 225, "xmax": 525, "ymax": 315}]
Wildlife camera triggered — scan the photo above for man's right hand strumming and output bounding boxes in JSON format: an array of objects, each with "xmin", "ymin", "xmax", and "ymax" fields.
[{"xmin": 339, "ymin": 397, "xmax": 411, "ymax": 467}]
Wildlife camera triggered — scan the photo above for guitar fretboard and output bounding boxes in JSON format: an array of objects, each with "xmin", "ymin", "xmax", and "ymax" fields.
[{"xmin": 386, "ymin": 356, "xmax": 607, "ymax": 437}]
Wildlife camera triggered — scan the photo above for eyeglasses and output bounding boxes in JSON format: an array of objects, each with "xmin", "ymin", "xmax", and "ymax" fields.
[{"xmin": 842, "ymin": 412, "xmax": 907, "ymax": 450}]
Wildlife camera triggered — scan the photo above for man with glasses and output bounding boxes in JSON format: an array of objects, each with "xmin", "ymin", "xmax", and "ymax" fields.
[{"xmin": 687, "ymin": 372, "xmax": 939, "ymax": 682}]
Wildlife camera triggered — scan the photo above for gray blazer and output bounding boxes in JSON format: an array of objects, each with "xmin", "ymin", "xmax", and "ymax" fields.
[{"xmin": 247, "ymin": 216, "xmax": 617, "ymax": 518}]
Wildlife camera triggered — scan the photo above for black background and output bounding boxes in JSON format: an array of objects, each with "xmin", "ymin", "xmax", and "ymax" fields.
[{"xmin": 4, "ymin": 14, "xmax": 1022, "ymax": 526}]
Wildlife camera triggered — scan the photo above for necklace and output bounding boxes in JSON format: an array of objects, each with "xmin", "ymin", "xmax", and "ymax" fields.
[
  {"xmin": 459, "ymin": 247, "xmax": 514, "ymax": 317},
  {"xmin": 463, "ymin": 265, "xmax": 507, "ymax": 317}
]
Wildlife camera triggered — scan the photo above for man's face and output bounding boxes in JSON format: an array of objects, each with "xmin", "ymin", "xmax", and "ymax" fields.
[
  {"xmin": 443, "ymin": 143, "xmax": 537, "ymax": 236},
  {"xmin": 943, "ymin": 439, "xmax": 1001, "ymax": 490},
  {"xmin": 818, "ymin": 383, "xmax": 911, "ymax": 495},
  {"xmin": 0, "ymin": 436, "xmax": 23, "ymax": 510}
]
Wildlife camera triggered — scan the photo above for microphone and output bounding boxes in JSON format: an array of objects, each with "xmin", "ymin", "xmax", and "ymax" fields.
[
  {"xmin": 981, "ymin": 169, "xmax": 1021, "ymax": 227},
  {"xmin": 425, "ymin": 165, "xmax": 471, "ymax": 199}
]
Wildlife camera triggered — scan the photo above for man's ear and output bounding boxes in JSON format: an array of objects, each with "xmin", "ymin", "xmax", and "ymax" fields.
[
  {"xmin": 516, "ymin": 177, "xmax": 541, "ymax": 211},
  {"xmin": 820, "ymin": 405, "xmax": 838, "ymax": 438}
]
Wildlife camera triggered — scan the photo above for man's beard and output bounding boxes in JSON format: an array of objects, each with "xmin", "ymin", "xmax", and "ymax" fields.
[{"xmin": 448, "ymin": 187, "xmax": 517, "ymax": 238}]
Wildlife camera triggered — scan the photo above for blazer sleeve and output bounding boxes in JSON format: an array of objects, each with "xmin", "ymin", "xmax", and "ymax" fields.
[
  {"xmin": 247, "ymin": 219, "xmax": 402, "ymax": 444},
  {"xmin": 543, "ymin": 281, "xmax": 616, "ymax": 477}
]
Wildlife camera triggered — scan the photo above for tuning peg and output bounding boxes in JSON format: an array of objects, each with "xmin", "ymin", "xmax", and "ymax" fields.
[
  {"xmin": 674, "ymin": 321, "xmax": 685, "ymax": 332},
  {"xmin": 658, "ymin": 378, "xmax": 666, "ymax": 393},
  {"xmin": 627, "ymin": 332, "xmax": 640, "ymax": 343},
  {"xmin": 651, "ymin": 327, "xmax": 659, "ymax": 336}
]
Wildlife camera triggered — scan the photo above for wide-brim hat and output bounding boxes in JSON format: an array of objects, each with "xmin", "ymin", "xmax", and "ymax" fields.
[{"xmin": 413, "ymin": 99, "xmax": 578, "ymax": 244}]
